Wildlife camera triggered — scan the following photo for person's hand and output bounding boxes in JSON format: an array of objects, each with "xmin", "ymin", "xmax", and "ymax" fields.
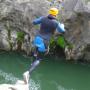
[{"xmin": 44, "ymin": 46, "xmax": 49, "ymax": 56}]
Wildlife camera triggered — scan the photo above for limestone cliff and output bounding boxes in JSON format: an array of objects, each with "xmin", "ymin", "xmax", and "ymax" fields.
[
  {"xmin": 0, "ymin": 0, "xmax": 90, "ymax": 61},
  {"xmin": 62, "ymin": 0, "xmax": 90, "ymax": 61}
]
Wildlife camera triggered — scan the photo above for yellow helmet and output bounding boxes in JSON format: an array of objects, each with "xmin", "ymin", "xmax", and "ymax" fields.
[{"xmin": 49, "ymin": 8, "xmax": 59, "ymax": 16}]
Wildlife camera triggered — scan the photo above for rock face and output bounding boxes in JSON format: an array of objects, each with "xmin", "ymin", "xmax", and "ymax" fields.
[
  {"xmin": 0, "ymin": 0, "xmax": 90, "ymax": 61},
  {"xmin": 62, "ymin": 0, "xmax": 90, "ymax": 61},
  {"xmin": 0, "ymin": 0, "xmax": 49, "ymax": 52}
]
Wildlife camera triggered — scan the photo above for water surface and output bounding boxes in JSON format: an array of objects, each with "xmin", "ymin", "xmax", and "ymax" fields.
[{"xmin": 0, "ymin": 52, "xmax": 90, "ymax": 90}]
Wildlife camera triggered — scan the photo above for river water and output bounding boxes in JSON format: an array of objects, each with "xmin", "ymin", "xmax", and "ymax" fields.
[{"xmin": 0, "ymin": 52, "xmax": 90, "ymax": 90}]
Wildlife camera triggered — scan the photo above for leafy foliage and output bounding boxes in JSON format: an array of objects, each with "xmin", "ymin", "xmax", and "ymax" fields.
[
  {"xmin": 16, "ymin": 31, "xmax": 25, "ymax": 51},
  {"xmin": 49, "ymin": 35, "xmax": 74, "ymax": 55},
  {"xmin": 16, "ymin": 32, "xmax": 25, "ymax": 43}
]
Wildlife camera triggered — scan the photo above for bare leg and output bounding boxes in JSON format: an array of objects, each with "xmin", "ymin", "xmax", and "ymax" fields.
[{"xmin": 23, "ymin": 71, "xmax": 30, "ymax": 84}]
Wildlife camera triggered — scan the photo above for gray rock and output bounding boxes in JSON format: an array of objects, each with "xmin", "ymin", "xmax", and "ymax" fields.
[
  {"xmin": 63, "ymin": 0, "xmax": 90, "ymax": 60},
  {"xmin": 0, "ymin": 0, "xmax": 90, "ymax": 61},
  {"xmin": 0, "ymin": 0, "xmax": 49, "ymax": 52}
]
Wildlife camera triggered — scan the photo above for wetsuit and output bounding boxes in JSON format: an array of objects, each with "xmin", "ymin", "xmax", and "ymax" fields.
[
  {"xmin": 33, "ymin": 15, "xmax": 65, "ymax": 46},
  {"xmin": 29, "ymin": 58, "xmax": 42, "ymax": 75},
  {"xmin": 28, "ymin": 15, "xmax": 65, "ymax": 75}
]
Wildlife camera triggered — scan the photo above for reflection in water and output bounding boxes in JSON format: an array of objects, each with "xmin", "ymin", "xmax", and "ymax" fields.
[{"xmin": 51, "ymin": 81, "xmax": 75, "ymax": 90}]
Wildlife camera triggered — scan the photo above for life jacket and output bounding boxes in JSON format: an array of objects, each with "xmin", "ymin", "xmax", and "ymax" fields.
[{"xmin": 39, "ymin": 15, "xmax": 58, "ymax": 35}]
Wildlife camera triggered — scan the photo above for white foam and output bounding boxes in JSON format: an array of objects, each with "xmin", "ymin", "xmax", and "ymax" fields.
[
  {"xmin": 0, "ymin": 69, "xmax": 41, "ymax": 90},
  {"xmin": 0, "ymin": 69, "xmax": 18, "ymax": 83},
  {"xmin": 30, "ymin": 79, "xmax": 41, "ymax": 90}
]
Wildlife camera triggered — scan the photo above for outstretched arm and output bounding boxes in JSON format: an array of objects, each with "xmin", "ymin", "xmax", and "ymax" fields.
[{"xmin": 33, "ymin": 16, "xmax": 44, "ymax": 25}]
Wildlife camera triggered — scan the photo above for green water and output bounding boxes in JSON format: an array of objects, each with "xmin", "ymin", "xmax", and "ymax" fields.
[{"xmin": 0, "ymin": 52, "xmax": 90, "ymax": 90}]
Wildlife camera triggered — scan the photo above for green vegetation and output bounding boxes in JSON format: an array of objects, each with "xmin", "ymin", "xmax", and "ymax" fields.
[
  {"xmin": 57, "ymin": 36, "xmax": 66, "ymax": 48},
  {"xmin": 49, "ymin": 35, "xmax": 73, "ymax": 55},
  {"xmin": 16, "ymin": 31, "xmax": 25, "ymax": 51},
  {"xmin": 16, "ymin": 32, "xmax": 25, "ymax": 43},
  {"xmin": 50, "ymin": 35, "xmax": 66, "ymax": 49}
]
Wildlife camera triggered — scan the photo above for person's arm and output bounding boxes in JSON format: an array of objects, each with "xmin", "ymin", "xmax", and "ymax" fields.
[
  {"xmin": 54, "ymin": 23, "xmax": 65, "ymax": 37},
  {"xmin": 56, "ymin": 23, "xmax": 65, "ymax": 33},
  {"xmin": 33, "ymin": 16, "xmax": 44, "ymax": 25}
]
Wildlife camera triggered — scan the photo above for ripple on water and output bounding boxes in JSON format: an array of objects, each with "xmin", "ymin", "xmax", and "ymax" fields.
[
  {"xmin": 57, "ymin": 85, "xmax": 75, "ymax": 90},
  {"xmin": 51, "ymin": 81, "xmax": 75, "ymax": 90}
]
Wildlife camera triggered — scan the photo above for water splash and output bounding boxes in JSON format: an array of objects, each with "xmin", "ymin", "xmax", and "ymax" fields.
[
  {"xmin": 0, "ymin": 69, "xmax": 18, "ymax": 83},
  {"xmin": 30, "ymin": 79, "xmax": 41, "ymax": 90},
  {"xmin": 0, "ymin": 69, "xmax": 41, "ymax": 90}
]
